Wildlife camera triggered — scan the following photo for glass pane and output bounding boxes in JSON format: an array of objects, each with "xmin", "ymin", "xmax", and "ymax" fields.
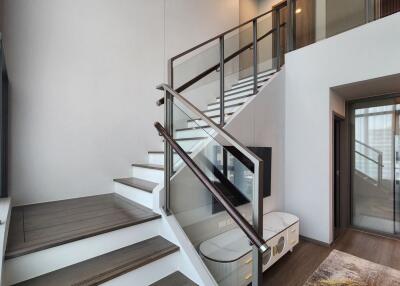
[
  {"xmin": 325, "ymin": 0, "xmax": 366, "ymax": 38},
  {"xmin": 351, "ymin": 100, "xmax": 397, "ymax": 234},
  {"xmin": 257, "ymin": 13, "xmax": 276, "ymax": 73},
  {"xmin": 170, "ymin": 98, "xmax": 255, "ymax": 203},
  {"xmin": 173, "ymin": 39, "xmax": 219, "ymax": 91},
  {"xmin": 168, "ymin": 97, "xmax": 264, "ymax": 285},
  {"xmin": 224, "ymin": 21, "xmax": 254, "ymax": 90}
]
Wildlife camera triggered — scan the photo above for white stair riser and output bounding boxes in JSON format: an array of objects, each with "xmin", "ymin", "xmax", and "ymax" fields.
[
  {"xmin": 177, "ymin": 139, "xmax": 205, "ymax": 152},
  {"xmin": 205, "ymin": 105, "xmax": 240, "ymax": 117},
  {"xmin": 148, "ymin": 153, "xmax": 182, "ymax": 165},
  {"xmin": 231, "ymin": 75, "xmax": 271, "ymax": 89},
  {"xmin": 102, "ymin": 252, "xmax": 181, "ymax": 286},
  {"xmin": 187, "ymin": 117, "xmax": 229, "ymax": 128},
  {"xmin": 217, "ymin": 90, "xmax": 254, "ymax": 102},
  {"xmin": 175, "ymin": 127, "xmax": 213, "ymax": 139},
  {"xmin": 114, "ymin": 182, "xmax": 154, "ymax": 209},
  {"xmin": 3, "ymin": 220, "xmax": 161, "ymax": 285},
  {"xmin": 237, "ymin": 69, "xmax": 276, "ymax": 84},
  {"xmin": 148, "ymin": 154, "xmax": 185, "ymax": 166},
  {"xmin": 209, "ymin": 97, "xmax": 249, "ymax": 110},
  {"xmin": 224, "ymin": 83, "xmax": 261, "ymax": 96},
  {"xmin": 132, "ymin": 166, "xmax": 163, "ymax": 184}
]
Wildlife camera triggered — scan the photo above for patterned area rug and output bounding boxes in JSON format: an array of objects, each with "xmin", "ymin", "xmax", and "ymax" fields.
[{"xmin": 304, "ymin": 250, "xmax": 400, "ymax": 286}]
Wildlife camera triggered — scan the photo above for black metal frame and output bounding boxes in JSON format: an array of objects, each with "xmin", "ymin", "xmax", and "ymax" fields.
[
  {"xmin": 0, "ymin": 40, "xmax": 8, "ymax": 198},
  {"xmin": 348, "ymin": 94, "xmax": 400, "ymax": 238}
]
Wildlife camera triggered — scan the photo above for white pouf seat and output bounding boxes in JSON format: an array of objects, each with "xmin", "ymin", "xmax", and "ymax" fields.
[{"xmin": 199, "ymin": 212, "xmax": 299, "ymax": 286}]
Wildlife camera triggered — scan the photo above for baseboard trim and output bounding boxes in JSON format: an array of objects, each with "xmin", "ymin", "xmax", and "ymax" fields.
[{"xmin": 300, "ymin": 235, "xmax": 332, "ymax": 248}]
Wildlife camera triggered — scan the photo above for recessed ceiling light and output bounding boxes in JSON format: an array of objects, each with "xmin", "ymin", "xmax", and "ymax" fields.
[{"xmin": 296, "ymin": 8, "xmax": 302, "ymax": 14}]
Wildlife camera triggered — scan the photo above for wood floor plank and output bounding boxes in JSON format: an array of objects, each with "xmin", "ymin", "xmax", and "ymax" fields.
[
  {"xmin": 23, "ymin": 198, "xmax": 151, "ymax": 232},
  {"xmin": 6, "ymin": 194, "xmax": 161, "ymax": 259},
  {"xmin": 16, "ymin": 236, "xmax": 179, "ymax": 286},
  {"xmin": 22, "ymin": 194, "xmax": 115, "ymax": 217},
  {"xmin": 263, "ymin": 228, "xmax": 400, "ymax": 286},
  {"xmin": 150, "ymin": 271, "xmax": 198, "ymax": 286}
]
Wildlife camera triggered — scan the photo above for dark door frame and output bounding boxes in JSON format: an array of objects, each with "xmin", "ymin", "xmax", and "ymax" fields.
[
  {"xmin": 272, "ymin": 0, "xmax": 288, "ymax": 65},
  {"xmin": 333, "ymin": 112, "xmax": 345, "ymax": 240}
]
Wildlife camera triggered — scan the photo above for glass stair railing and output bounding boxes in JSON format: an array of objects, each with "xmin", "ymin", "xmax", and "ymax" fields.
[
  {"xmin": 154, "ymin": 7, "xmax": 286, "ymax": 286},
  {"xmin": 155, "ymin": 84, "xmax": 267, "ymax": 286}
]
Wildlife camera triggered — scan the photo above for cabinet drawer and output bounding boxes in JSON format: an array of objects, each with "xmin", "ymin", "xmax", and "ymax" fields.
[{"xmin": 288, "ymin": 222, "xmax": 299, "ymax": 246}]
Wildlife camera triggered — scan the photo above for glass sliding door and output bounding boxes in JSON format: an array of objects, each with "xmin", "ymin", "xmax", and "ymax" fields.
[{"xmin": 351, "ymin": 97, "xmax": 400, "ymax": 235}]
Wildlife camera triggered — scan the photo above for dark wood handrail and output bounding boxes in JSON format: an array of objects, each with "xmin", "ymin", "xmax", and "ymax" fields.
[
  {"xmin": 171, "ymin": 7, "xmax": 282, "ymax": 62},
  {"xmin": 154, "ymin": 122, "xmax": 268, "ymax": 253},
  {"xmin": 157, "ymin": 22, "xmax": 286, "ymax": 106}
]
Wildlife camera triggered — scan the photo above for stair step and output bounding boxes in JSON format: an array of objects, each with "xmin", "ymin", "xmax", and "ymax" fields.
[
  {"xmin": 175, "ymin": 136, "xmax": 208, "ymax": 141},
  {"xmin": 175, "ymin": 137, "xmax": 208, "ymax": 152},
  {"xmin": 5, "ymin": 194, "xmax": 160, "ymax": 259},
  {"xmin": 16, "ymin": 236, "xmax": 179, "ymax": 286},
  {"xmin": 224, "ymin": 86, "xmax": 254, "ymax": 97},
  {"xmin": 237, "ymin": 69, "xmax": 276, "ymax": 84},
  {"xmin": 175, "ymin": 126, "xmax": 213, "ymax": 139},
  {"xmin": 187, "ymin": 112, "xmax": 233, "ymax": 123},
  {"xmin": 114, "ymin": 177, "xmax": 157, "ymax": 193},
  {"xmin": 204, "ymin": 103, "xmax": 243, "ymax": 117},
  {"xmin": 147, "ymin": 151, "xmax": 192, "ymax": 165},
  {"xmin": 176, "ymin": 126, "xmax": 210, "ymax": 132},
  {"xmin": 231, "ymin": 74, "xmax": 272, "ymax": 89},
  {"xmin": 130, "ymin": 163, "xmax": 164, "ymax": 183},
  {"xmin": 186, "ymin": 113, "xmax": 233, "ymax": 128},
  {"xmin": 150, "ymin": 271, "xmax": 198, "ymax": 286},
  {"xmin": 131, "ymin": 163, "xmax": 164, "ymax": 171},
  {"xmin": 208, "ymin": 95, "xmax": 253, "ymax": 110},
  {"xmin": 216, "ymin": 93, "xmax": 253, "ymax": 103}
]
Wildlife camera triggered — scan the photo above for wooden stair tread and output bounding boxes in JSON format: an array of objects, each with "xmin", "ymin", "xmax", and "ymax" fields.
[
  {"xmin": 114, "ymin": 177, "xmax": 158, "ymax": 193},
  {"xmin": 16, "ymin": 236, "xmax": 179, "ymax": 286},
  {"xmin": 150, "ymin": 271, "xmax": 198, "ymax": 286},
  {"xmin": 5, "ymin": 194, "xmax": 160, "ymax": 259},
  {"xmin": 131, "ymin": 163, "xmax": 164, "ymax": 170}
]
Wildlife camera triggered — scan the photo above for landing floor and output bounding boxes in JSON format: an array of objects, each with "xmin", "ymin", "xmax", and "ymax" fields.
[
  {"xmin": 263, "ymin": 228, "xmax": 400, "ymax": 286},
  {"xmin": 6, "ymin": 194, "xmax": 160, "ymax": 259}
]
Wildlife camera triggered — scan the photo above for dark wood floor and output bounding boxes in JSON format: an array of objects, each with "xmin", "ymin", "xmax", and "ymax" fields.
[
  {"xmin": 263, "ymin": 228, "xmax": 400, "ymax": 286},
  {"xmin": 6, "ymin": 194, "xmax": 161, "ymax": 259}
]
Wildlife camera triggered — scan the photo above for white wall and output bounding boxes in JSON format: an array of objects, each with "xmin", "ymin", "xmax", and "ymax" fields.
[
  {"xmin": 225, "ymin": 70, "xmax": 286, "ymax": 214},
  {"xmin": 3, "ymin": 0, "xmax": 239, "ymax": 205},
  {"xmin": 284, "ymin": 13, "xmax": 400, "ymax": 243}
]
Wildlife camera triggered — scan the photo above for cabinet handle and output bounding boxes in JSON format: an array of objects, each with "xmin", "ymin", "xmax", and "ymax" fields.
[
  {"xmin": 245, "ymin": 257, "xmax": 252, "ymax": 264},
  {"xmin": 245, "ymin": 274, "xmax": 252, "ymax": 280},
  {"xmin": 290, "ymin": 228, "xmax": 296, "ymax": 233}
]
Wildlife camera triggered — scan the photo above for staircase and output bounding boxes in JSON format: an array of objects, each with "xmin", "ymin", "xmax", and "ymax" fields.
[
  {"xmin": 3, "ymin": 4, "xmax": 282, "ymax": 284},
  {"xmin": 3, "ymin": 69, "xmax": 276, "ymax": 286}
]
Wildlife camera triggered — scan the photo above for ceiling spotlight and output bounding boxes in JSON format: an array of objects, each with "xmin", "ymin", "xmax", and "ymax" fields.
[{"xmin": 296, "ymin": 8, "xmax": 302, "ymax": 14}]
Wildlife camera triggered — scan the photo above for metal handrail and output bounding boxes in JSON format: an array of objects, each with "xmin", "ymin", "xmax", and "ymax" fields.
[
  {"xmin": 156, "ymin": 83, "xmax": 263, "ymax": 166},
  {"xmin": 355, "ymin": 140, "xmax": 383, "ymax": 156},
  {"xmin": 174, "ymin": 23, "xmax": 286, "ymax": 94},
  {"xmin": 154, "ymin": 122, "xmax": 268, "ymax": 253},
  {"xmin": 170, "ymin": 8, "xmax": 277, "ymax": 62},
  {"xmin": 355, "ymin": 150, "xmax": 384, "ymax": 167}
]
